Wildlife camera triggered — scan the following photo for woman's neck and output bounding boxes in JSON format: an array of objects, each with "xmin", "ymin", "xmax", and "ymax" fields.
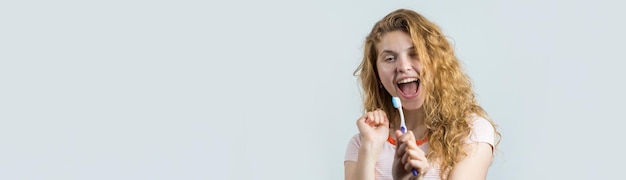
[
  {"xmin": 391, "ymin": 107, "xmax": 428, "ymax": 140},
  {"xmin": 404, "ymin": 108, "xmax": 427, "ymax": 138}
]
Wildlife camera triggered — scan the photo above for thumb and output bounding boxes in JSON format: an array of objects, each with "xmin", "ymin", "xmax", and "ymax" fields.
[
  {"xmin": 395, "ymin": 130, "xmax": 403, "ymax": 138},
  {"xmin": 404, "ymin": 130, "xmax": 416, "ymax": 142},
  {"xmin": 394, "ymin": 130, "xmax": 403, "ymax": 150}
]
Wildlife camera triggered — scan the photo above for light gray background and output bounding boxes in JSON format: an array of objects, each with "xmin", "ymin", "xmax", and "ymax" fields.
[{"xmin": 1, "ymin": 0, "xmax": 625, "ymax": 179}]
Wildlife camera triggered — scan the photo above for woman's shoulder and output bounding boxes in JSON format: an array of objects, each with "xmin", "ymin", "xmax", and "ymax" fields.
[
  {"xmin": 348, "ymin": 133, "xmax": 361, "ymax": 142},
  {"xmin": 469, "ymin": 114, "xmax": 495, "ymax": 130},
  {"xmin": 466, "ymin": 114, "xmax": 496, "ymax": 146}
]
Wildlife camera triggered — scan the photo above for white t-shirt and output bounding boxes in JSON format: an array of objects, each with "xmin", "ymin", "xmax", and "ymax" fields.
[{"xmin": 344, "ymin": 115, "xmax": 495, "ymax": 180}]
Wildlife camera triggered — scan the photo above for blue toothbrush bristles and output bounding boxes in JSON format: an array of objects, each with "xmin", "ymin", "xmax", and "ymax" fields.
[{"xmin": 392, "ymin": 97, "xmax": 401, "ymax": 108}]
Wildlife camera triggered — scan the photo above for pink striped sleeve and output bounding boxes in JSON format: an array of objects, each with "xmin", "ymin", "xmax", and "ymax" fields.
[
  {"xmin": 466, "ymin": 116, "xmax": 496, "ymax": 149},
  {"xmin": 344, "ymin": 134, "xmax": 361, "ymax": 162}
]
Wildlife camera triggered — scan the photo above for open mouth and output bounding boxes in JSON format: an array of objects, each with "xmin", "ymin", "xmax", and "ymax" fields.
[{"xmin": 397, "ymin": 77, "xmax": 420, "ymax": 97}]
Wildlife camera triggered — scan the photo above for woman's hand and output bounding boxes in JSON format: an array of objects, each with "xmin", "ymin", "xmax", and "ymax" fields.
[
  {"xmin": 356, "ymin": 109, "xmax": 390, "ymax": 147},
  {"xmin": 393, "ymin": 130, "xmax": 430, "ymax": 180}
]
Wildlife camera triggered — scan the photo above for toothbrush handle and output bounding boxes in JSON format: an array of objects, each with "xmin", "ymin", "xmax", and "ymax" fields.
[{"xmin": 400, "ymin": 127, "xmax": 419, "ymax": 176}]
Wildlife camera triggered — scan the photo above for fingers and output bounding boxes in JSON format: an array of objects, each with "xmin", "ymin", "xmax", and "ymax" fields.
[
  {"xmin": 361, "ymin": 109, "xmax": 388, "ymax": 127},
  {"xmin": 405, "ymin": 159, "xmax": 429, "ymax": 172},
  {"xmin": 401, "ymin": 148, "xmax": 426, "ymax": 164},
  {"xmin": 395, "ymin": 130, "xmax": 430, "ymax": 175},
  {"xmin": 404, "ymin": 158, "xmax": 430, "ymax": 176},
  {"xmin": 395, "ymin": 130, "xmax": 418, "ymax": 155},
  {"xmin": 399, "ymin": 130, "xmax": 416, "ymax": 143},
  {"xmin": 377, "ymin": 110, "xmax": 389, "ymax": 126},
  {"xmin": 396, "ymin": 142, "xmax": 406, "ymax": 157},
  {"xmin": 401, "ymin": 149, "xmax": 430, "ymax": 176},
  {"xmin": 356, "ymin": 113, "xmax": 369, "ymax": 127},
  {"xmin": 365, "ymin": 111, "xmax": 374, "ymax": 126},
  {"xmin": 373, "ymin": 109, "xmax": 385, "ymax": 125},
  {"xmin": 396, "ymin": 131, "xmax": 424, "ymax": 161}
]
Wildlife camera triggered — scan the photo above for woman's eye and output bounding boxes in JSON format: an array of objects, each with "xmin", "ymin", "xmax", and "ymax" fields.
[{"xmin": 385, "ymin": 57, "xmax": 396, "ymax": 61}]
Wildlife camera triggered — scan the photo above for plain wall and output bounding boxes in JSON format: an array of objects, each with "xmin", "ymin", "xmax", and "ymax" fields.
[{"xmin": 1, "ymin": 0, "xmax": 625, "ymax": 179}]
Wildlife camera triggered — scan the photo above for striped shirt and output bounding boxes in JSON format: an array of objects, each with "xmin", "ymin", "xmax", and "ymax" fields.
[{"xmin": 344, "ymin": 116, "xmax": 495, "ymax": 180}]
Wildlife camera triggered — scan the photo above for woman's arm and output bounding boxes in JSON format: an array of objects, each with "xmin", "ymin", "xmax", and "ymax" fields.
[
  {"xmin": 345, "ymin": 110, "xmax": 390, "ymax": 180},
  {"xmin": 345, "ymin": 141, "xmax": 382, "ymax": 180},
  {"xmin": 447, "ymin": 142, "xmax": 494, "ymax": 180},
  {"xmin": 344, "ymin": 161, "xmax": 357, "ymax": 180}
]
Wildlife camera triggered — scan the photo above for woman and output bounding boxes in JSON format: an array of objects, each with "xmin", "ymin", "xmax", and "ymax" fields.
[{"xmin": 344, "ymin": 9, "xmax": 501, "ymax": 180}]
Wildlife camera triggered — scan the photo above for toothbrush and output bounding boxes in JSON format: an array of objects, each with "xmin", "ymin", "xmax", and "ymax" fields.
[{"xmin": 391, "ymin": 97, "xmax": 419, "ymax": 177}]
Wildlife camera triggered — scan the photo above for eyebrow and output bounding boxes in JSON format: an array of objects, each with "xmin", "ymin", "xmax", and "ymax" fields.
[{"xmin": 380, "ymin": 46, "xmax": 415, "ymax": 55}]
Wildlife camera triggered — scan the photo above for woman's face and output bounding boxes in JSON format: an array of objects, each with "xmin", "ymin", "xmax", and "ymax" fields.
[{"xmin": 376, "ymin": 30, "xmax": 425, "ymax": 110}]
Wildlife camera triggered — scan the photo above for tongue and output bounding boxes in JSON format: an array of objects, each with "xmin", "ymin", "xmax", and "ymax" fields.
[{"xmin": 398, "ymin": 82, "xmax": 418, "ymax": 95}]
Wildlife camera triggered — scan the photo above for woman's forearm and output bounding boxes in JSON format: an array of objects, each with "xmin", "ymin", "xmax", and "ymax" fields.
[{"xmin": 353, "ymin": 141, "xmax": 382, "ymax": 180}]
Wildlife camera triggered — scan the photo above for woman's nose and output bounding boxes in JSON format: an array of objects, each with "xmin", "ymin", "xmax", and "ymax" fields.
[{"xmin": 396, "ymin": 56, "xmax": 413, "ymax": 73}]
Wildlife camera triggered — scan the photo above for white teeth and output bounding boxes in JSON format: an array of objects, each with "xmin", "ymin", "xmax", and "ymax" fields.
[{"xmin": 398, "ymin": 78, "xmax": 418, "ymax": 84}]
